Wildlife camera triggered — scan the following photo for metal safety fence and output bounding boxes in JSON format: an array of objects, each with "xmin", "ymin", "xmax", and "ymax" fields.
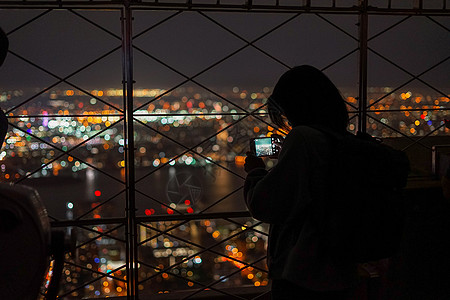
[{"xmin": 0, "ymin": 1, "xmax": 449, "ymax": 299}]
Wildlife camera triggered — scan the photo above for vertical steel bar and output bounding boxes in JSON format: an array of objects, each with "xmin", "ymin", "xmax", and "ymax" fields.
[
  {"xmin": 120, "ymin": 9, "xmax": 131, "ymax": 299},
  {"xmin": 358, "ymin": 0, "xmax": 368, "ymax": 134},
  {"xmin": 122, "ymin": 4, "xmax": 138, "ymax": 299}
]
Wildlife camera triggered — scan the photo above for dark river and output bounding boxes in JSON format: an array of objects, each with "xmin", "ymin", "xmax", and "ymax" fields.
[{"xmin": 21, "ymin": 163, "xmax": 249, "ymax": 221}]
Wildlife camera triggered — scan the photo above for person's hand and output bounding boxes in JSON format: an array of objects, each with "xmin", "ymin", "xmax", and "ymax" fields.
[{"xmin": 244, "ymin": 152, "xmax": 265, "ymax": 173}]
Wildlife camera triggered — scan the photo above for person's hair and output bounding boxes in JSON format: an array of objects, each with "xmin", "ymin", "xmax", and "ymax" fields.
[{"xmin": 268, "ymin": 65, "xmax": 349, "ymax": 133}]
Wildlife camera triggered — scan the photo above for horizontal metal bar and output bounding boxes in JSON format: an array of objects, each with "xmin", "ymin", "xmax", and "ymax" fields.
[
  {"xmin": 6, "ymin": 112, "xmax": 265, "ymax": 119},
  {"xmin": 137, "ymin": 210, "xmax": 252, "ymax": 223},
  {"xmin": 135, "ymin": 112, "xmax": 267, "ymax": 117},
  {"xmin": 131, "ymin": 5, "xmax": 450, "ymax": 16},
  {"xmin": 51, "ymin": 217, "xmax": 127, "ymax": 227},
  {"xmin": 134, "ymin": 115, "xmax": 248, "ymax": 184},
  {"xmin": 51, "ymin": 211, "xmax": 252, "ymax": 227},
  {"xmin": 6, "ymin": 114, "xmax": 123, "ymax": 118},
  {"xmin": 0, "ymin": 2, "xmax": 449, "ymax": 16},
  {"xmin": 366, "ymin": 108, "xmax": 450, "ymax": 113}
]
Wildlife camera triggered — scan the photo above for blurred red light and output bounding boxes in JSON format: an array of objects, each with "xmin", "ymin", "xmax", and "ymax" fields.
[{"xmin": 145, "ymin": 209, "xmax": 155, "ymax": 216}]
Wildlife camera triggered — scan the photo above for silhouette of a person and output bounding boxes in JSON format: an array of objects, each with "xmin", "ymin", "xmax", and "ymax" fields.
[{"xmin": 244, "ymin": 65, "xmax": 356, "ymax": 299}]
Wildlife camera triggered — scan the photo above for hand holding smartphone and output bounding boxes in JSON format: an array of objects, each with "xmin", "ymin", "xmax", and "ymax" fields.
[{"xmin": 249, "ymin": 135, "xmax": 283, "ymax": 158}]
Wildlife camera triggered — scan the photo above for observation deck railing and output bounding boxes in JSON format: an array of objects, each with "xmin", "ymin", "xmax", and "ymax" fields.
[{"xmin": 0, "ymin": 1, "xmax": 449, "ymax": 299}]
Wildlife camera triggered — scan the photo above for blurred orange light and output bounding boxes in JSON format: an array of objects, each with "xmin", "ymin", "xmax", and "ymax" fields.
[
  {"xmin": 235, "ymin": 156, "xmax": 245, "ymax": 165},
  {"xmin": 347, "ymin": 97, "xmax": 357, "ymax": 103}
]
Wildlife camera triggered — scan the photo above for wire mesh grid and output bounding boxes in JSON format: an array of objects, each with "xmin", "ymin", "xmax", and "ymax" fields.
[{"xmin": 0, "ymin": 1, "xmax": 449, "ymax": 299}]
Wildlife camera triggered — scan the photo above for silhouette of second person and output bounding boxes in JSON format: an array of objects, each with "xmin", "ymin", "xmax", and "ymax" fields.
[{"xmin": 244, "ymin": 65, "xmax": 356, "ymax": 300}]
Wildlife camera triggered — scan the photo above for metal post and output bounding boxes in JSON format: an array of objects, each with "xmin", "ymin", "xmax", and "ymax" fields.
[
  {"xmin": 122, "ymin": 4, "xmax": 138, "ymax": 299},
  {"xmin": 358, "ymin": 0, "xmax": 368, "ymax": 134}
]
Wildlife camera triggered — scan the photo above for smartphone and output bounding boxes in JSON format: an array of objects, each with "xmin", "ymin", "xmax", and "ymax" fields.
[{"xmin": 250, "ymin": 135, "xmax": 283, "ymax": 157}]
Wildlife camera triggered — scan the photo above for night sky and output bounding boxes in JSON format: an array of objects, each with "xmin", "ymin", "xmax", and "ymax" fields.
[{"xmin": 0, "ymin": 9, "xmax": 449, "ymax": 92}]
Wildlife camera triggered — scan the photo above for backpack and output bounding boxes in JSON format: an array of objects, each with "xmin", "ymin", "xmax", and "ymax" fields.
[{"xmin": 316, "ymin": 128, "xmax": 410, "ymax": 263}]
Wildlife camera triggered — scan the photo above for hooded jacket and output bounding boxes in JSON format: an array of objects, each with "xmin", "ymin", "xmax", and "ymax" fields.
[{"xmin": 244, "ymin": 125, "xmax": 358, "ymax": 291}]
